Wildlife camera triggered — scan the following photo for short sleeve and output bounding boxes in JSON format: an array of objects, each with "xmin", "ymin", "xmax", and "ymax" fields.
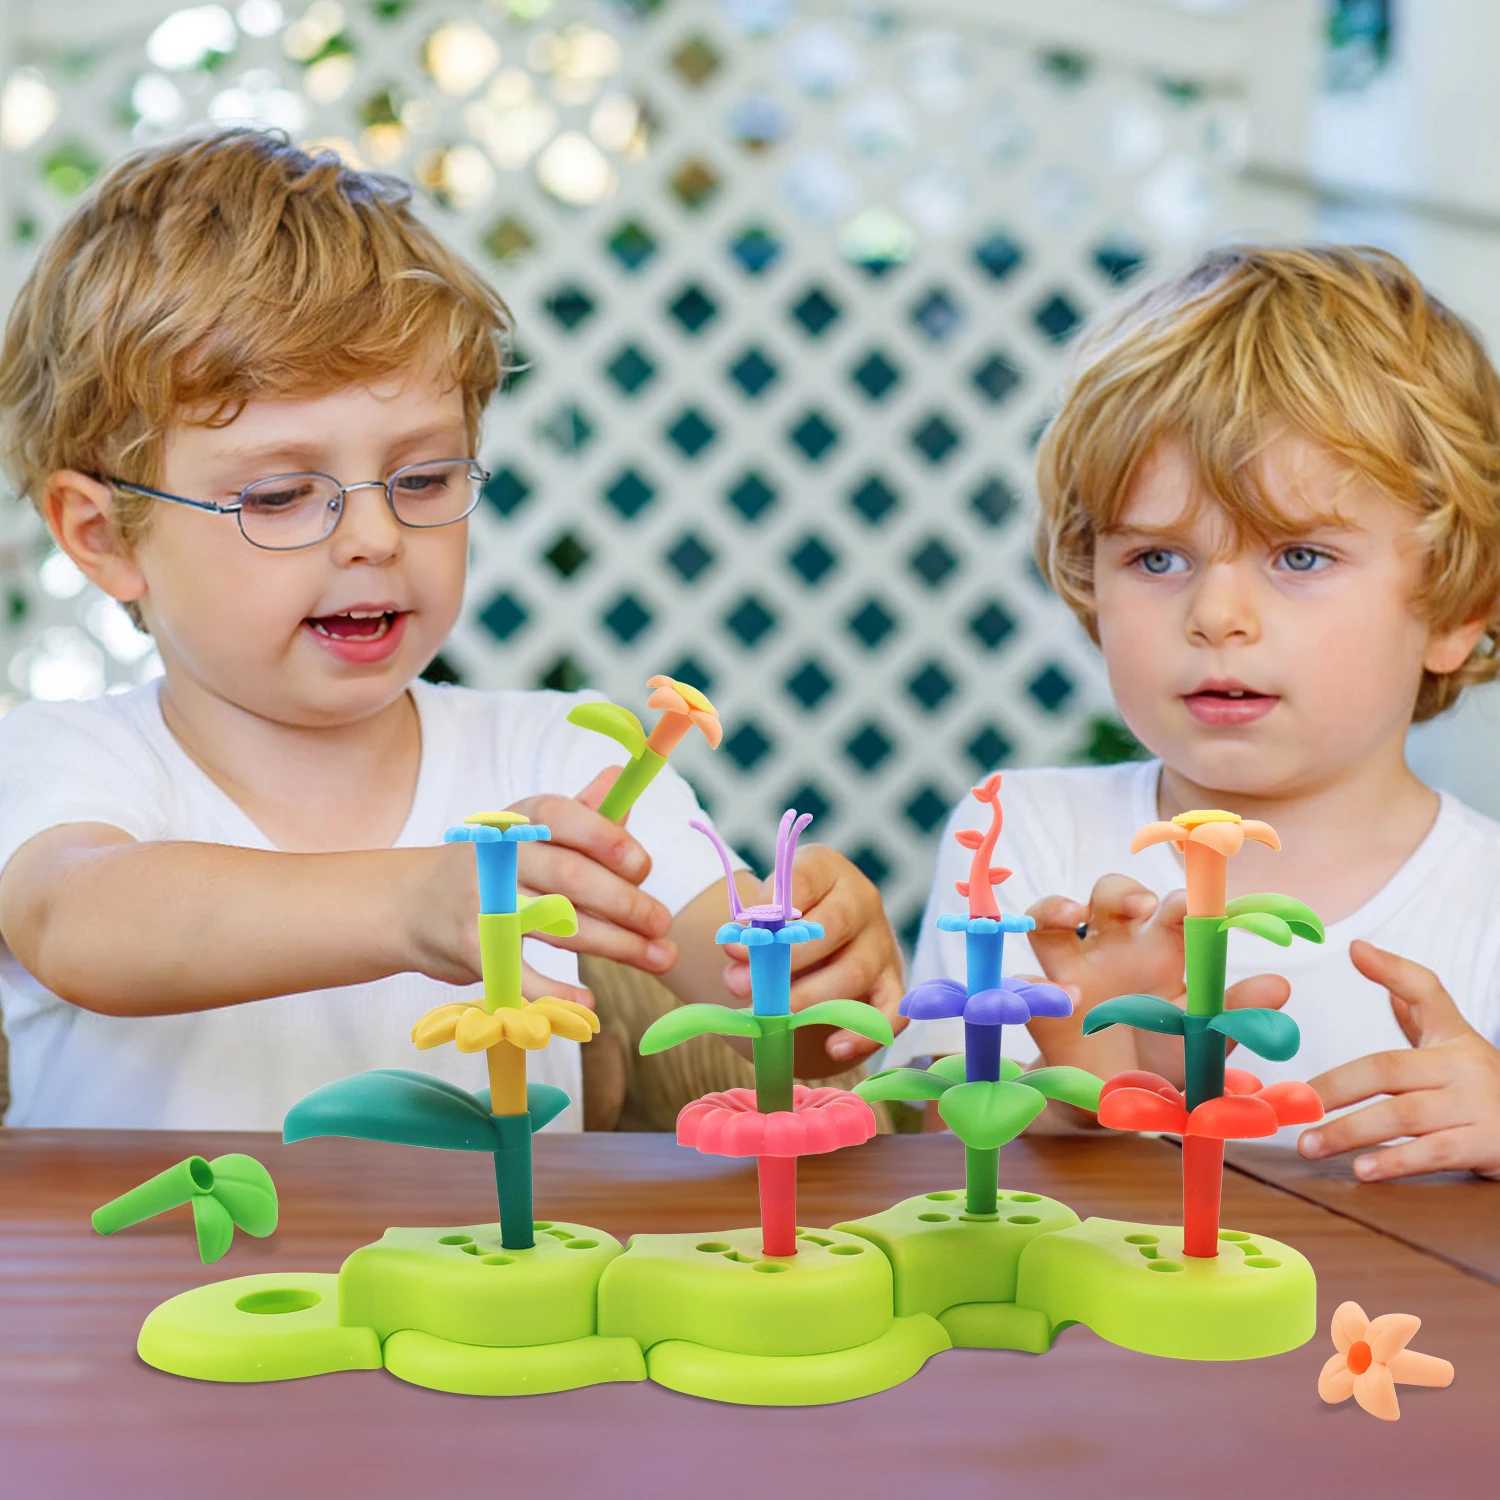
[
  {"xmin": 505, "ymin": 689, "xmax": 746, "ymax": 917},
  {"xmin": 0, "ymin": 697, "xmax": 167, "ymax": 876}
]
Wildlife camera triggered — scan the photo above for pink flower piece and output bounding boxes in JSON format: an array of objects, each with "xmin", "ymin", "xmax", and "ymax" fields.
[{"xmin": 676, "ymin": 1084, "xmax": 878, "ymax": 1159}]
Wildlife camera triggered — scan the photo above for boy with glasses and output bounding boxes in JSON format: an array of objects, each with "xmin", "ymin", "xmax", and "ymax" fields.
[{"xmin": 0, "ymin": 129, "xmax": 903, "ymax": 1130}]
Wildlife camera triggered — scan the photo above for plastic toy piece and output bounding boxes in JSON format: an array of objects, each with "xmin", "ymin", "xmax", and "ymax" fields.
[
  {"xmin": 641, "ymin": 809, "xmax": 892, "ymax": 1256},
  {"xmin": 567, "ymin": 675, "xmax": 722, "ymax": 823},
  {"xmin": 1085, "ymin": 809, "xmax": 1325, "ymax": 1257},
  {"xmin": 284, "ymin": 813, "xmax": 597, "ymax": 1252},
  {"xmin": 1317, "ymin": 1301, "xmax": 1454, "ymax": 1420},
  {"xmin": 92, "ymin": 1153, "xmax": 278, "ymax": 1264},
  {"xmin": 857, "ymin": 777, "xmax": 1103, "ymax": 1219}
]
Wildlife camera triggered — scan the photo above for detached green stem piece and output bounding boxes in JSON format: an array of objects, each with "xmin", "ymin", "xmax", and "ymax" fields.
[{"xmin": 92, "ymin": 1153, "xmax": 279, "ymax": 1264}]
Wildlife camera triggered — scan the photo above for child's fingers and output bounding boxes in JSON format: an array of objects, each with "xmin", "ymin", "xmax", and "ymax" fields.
[
  {"xmin": 826, "ymin": 969, "xmax": 909, "ymax": 1062},
  {"xmin": 1298, "ymin": 1086, "xmax": 1467, "ymax": 1160},
  {"xmin": 1025, "ymin": 894, "xmax": 1090, "ymax": 970},
  {"xmin": 574, "ymin": 765, "xmax": 624, "ymax": 815},
  {"xmin": 1338, "ymin": 1127, "xmax": 1488, "ymax": 1182},
  {"xmin": 513, "ymin": 790, "xmax": 652, "ymax": 884},
  {"xmin": 518, "ymin": 842, "xmax": 671, "ymax": 940},
  {"xmin": 1350, "ymin": 939, "xmax": 1474, "ymax": 1046},
  {"xmin": 528, "ymin": 901, "xmax": 678, "ymax": 974},
  {"xmin": 1305, "ymin": 1046, "xmax": 1458, "ymax": 1113},
  {"xmin": 520, "ymin": 960, "xmax": 595, "ymax": 1009},
  {"xmin": 1085, "ymin": 874, "xmax": 1158, "ymax": 933}
]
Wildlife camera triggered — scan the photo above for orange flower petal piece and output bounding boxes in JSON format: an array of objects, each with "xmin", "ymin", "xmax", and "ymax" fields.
[
  {"xmin": 1368, "ymin": 1312, "xmax": 1421, "ymax": 1364},
  {"xmin": 1240, "ymin": 818, "xmax": 1280, "ymax": 849},
  {"xmin": 1353, "ymin": 1364, "xmax": 1401, "ymax": 1422},
  {"xmin": 1331, "ymin": 1301, "xmax": 1369, "ymax": 1354},
  {"xmin": 1188, "ymin": 820, "xmax": 1245, "ymax": 856},
  {"xmin": 1387, "ymin": 1349, "xmax": 1454, "ymax": 1388},
  {"xmin": 1318, "ymin": 1351, "xmax": 1356, "ymax": 1404},
  {"xmin": 1130, "ymin": 821, "xmax": 1189, "ymax": 854},
  {"xmin": 689, "ymin": 709, "xmax": 724, "ymax": 748},
  {"xmin": 646, "ymin": 685, "xmax": 691, "ymax": 715}
]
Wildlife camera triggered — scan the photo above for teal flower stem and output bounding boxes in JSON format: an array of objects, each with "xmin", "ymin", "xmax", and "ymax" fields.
[{"xmin": 492, "ymin": 1114, "xmax": 535, "ymax": 1250}]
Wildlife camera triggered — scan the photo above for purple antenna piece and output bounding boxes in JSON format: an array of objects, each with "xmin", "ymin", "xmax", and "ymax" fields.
[
  {"xmin": 776, "ymin": 810, "xmax": 813, "ymax": 919},
  {"xmin": 691, "ymin": 819, "xmax": 746, "ymax": 922}
]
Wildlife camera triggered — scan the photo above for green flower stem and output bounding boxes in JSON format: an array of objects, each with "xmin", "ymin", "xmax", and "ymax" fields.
[
  {"xmin": 964, "ymin": 1146, "xmax": 999, "ymax": 1218},
  {"xmin": 597, "ymin": 748, "xmax": 669, "ymax": 823},
  {"xmin": 92, "ymin": 1157, "xmax": 213, "ymax": 1235},
  {"xmin": 1184, "ymin": 916, "xmax": 1228, "ymax": 1017},
  {"xmin": 492, "ymin": 1114, "xmax": 535, "ymax": 1251},
  {"xmin": 752, "ymin": 1015, "xmax": 795, "ymax": 1114}
]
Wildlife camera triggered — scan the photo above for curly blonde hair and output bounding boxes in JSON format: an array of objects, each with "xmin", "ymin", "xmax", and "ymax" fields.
[
  {"xmin": 0, "ymin": 127, "xmax": 513, "ymax": 626},
  {"xmin": 1035, "ymin": 244, "xmax": 1500, "ymax": 721}
]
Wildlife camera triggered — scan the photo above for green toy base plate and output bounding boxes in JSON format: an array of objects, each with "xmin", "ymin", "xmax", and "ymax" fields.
[
  {"xmin": 138, "ymin": 1273, "xmax": 382, "ymax": 1383},
  {"xmin": 384, "ymin": 1329, "xmax": 646, "ymax": 1395},
  {"xmin": 835, "ymin": 1187, "xmax": 1079, "ymax": 1327},
  {"xmin": 646, "ymin": 1314, "xmax": 950, "ymax": 1405},
  {"xmin": 937, "ymin": 1301, "xmax": 1053, "ymax": 1353},
  {"xmin": 1015, "ymin": 1217, "xmax": 1317, "ymax": 1361}
]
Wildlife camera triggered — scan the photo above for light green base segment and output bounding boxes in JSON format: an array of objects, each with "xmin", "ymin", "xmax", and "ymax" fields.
[
  {"xmin": 1014, "ymin": 1216, "xmax": 1316, "ymax": 1361},
  {"xmin": 599, "ymin": 1225, "xmax": 896, "ymax": 1356},
  {"xmin": 937, "ymin": 1301, "xmax": 1054, "ymax": 1353},
  {"xmin": 383, "ymin": 1330, "xmax": 646, "ymax": 1395},
  {"xmin": 646, "ymin": 1314, "xmax": 950, "ymax": 1405},
  {"xmin": 138, "ymin": 1273, "xmax": 381, "ymax": 1383},
  {"xmin": 835, "ymin": 1188, "xmax": 1080, "ymax": 1321},
  {"xmin": 339, "ymin": 1220, "xmax": 622, "ymax": 1346}
]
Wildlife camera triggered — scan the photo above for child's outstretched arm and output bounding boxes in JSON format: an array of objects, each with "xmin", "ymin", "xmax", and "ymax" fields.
[{"xmin": 1300, "ymin": 940, "xmax": 1500, "ymax": 1181}]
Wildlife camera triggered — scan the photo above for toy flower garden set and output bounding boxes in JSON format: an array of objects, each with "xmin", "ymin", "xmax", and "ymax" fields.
[{"xmin": 108, "ymin": 676, "xmax": 1340, "ymax": 1405}]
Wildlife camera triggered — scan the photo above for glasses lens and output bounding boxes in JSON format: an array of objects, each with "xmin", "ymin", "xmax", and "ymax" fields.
[
  {"xmin": 238, "ymin": 473, "xmax": 343, "ymax": 549},
  {"xmin": 389, "ymin": 460, "xmax": 483, "ymax": 528}
]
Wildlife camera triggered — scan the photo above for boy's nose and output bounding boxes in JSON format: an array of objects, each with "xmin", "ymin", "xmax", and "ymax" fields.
[
  {"xmin": 330, "ymin": 482, "xmax": 402, "ymax": 566},
  {"xmin": 1185, "ymin": 560, "xmax": 1260, "ymax": 645}
]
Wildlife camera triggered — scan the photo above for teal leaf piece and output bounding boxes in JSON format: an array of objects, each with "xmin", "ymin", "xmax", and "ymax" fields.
[
  {"xmin": 206, "ymin": 1153, "xmax": 279, "ymax": 1238},
  {"xmin": 282, "ymin": 1068, "xmax": 498, "ymax": 1152},
  {"xmin": 565, "ymin": 701, "xmax": 647, "ymax": 757},
  {"xmin": 1208, "ymin": 1007, "xmax": 1302, "ymax": 1061},
  {"xmin": 1015, "ymin": 1065, "xmax": 1104, "ymax": 1113},
  {"xmin": 1224, "ymin": 893, "xmax": 1325, "ymax": 943},
  {"xmin": 639, "ymin": 1004, "xmax": 762, "ymax": 1055},
  {"xmin": 1081, "ymin": 994, "xmax": 1186, "ymax": 1037},
  {"xmin": 855, "ymin": 1067, "xmax": 954, "ymax": 1103},
  {"xmin": 937, "ymin": 1079, "xmax": 1049, "ymax": 1149},
  {"xmin": 788, "ymin": 999, "xmax": 894, "ymax": 1046},
  {"xmin": 191, "ymin": 1193, "xmax": 236, "ymax": 1265},
  {"xmin": 1219, "ymin": 911, "xmax": 1293, "ymax": 947}
]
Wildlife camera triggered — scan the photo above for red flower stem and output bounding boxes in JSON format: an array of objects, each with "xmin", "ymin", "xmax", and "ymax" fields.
[
  {"xmin": 758, "ymin": 1154, "xmax": 798, "ymax": 1257},
  {"xmin": 1182, "ymin": 1134, "xmax": 1224, "ymax": 1258}
]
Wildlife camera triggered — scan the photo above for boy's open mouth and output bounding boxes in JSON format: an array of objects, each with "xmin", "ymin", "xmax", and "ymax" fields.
[
  {"xmin": 306, "ymin": 609, "xmax": 401, "ymax": 641},
  {"xmin": 1183, "ymin": 681, "xmax": 1279, "ymax": 727}
]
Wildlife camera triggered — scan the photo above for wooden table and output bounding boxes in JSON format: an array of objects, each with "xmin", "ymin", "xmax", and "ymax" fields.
[{"xmin": 3, "ymin": 1130, "xmax": 1497, "ymax": 1499}]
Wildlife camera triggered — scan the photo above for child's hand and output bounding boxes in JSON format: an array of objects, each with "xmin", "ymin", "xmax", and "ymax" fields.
[
  {"xmin": 1300, "ymin": 941, "xmax": 1500, "ymax": 1181},
  {"xmin": 504, "ymin": 766, "xmax": 676, "ymax": 1008},
  {"xmin": 720, "ymin": 844, "xmax": 905, "ymax": 1064},
  {"xmin": 1022, "ymin": 876, "xmax": 1290, "ymax": 1081}
]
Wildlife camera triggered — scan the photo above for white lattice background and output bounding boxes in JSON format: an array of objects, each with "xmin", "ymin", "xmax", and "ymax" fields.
[{"xmin": 0, "ymin": 0, "xmax": 1252, "ymax": 941}]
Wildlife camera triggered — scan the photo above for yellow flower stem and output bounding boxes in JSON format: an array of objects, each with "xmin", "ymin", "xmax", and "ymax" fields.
[
  {"xmin": 486, "ymin": 1040, "xmax": 528, "ymax": 1117},
  {"xmin": 477, "ymin": 912, "xmax": 523, "ymax": 1012}
]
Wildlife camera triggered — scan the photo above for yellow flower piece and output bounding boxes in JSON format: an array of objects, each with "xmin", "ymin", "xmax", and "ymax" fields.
[
  {"xmin": 1171, "ymin": 808, "xmax": 1240, "ymax": 828},
  {"xmin": 411, "ymin": 996, "xmax": 599, "ymax": 1054},
  {"xmin": 464, "ymin": 810, "xmax": 532, "ymax": 830}
]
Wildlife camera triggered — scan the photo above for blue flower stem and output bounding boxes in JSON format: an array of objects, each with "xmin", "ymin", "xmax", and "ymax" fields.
[
  {"xmin": 964, "ymin": 1146, "xmax": 1000, "ymax": 1218},
  {"xmin": 965, "ymin": 1021, "xmax": 1000, "ymax": 1085},
  {"xmin": 474, "ymin": 841, "xmax": 519, "ymax": 915},
  {"xmin": 749, "ymin": 939, "xmax": 794, "ymax": 1113}
]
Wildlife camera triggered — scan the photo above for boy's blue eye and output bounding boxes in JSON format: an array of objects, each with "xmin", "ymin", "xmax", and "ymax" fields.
[
  {"xmin": 1136, "ymin": 549, "xmax": 1185, "ymax": 575},
  {"xmin": 1279, "ymin": 546, "xmax": 1327, "ymax": 573}
]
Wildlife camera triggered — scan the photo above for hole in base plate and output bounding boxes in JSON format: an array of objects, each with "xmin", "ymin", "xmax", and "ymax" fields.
[
  {"xmin": 1007, "ymin": 1215, "xmax": 1040, "ymax": 1225},
  {"xmin": 924, "ymin": 1192, "xmax": 959, "ymax": 1201},
  {"xmin": 724, "ymin": 1251, "xmax": 756, "ymax": 1263},
  {"xmin": 533, "ymin": 1221, "xmax": 553, "ymax": 1231},
  {"xmin": 801, "ymin": 1234, "xmax": 833, "ymax": 1245},
  {"xmin": 1218, "ymin": 1230, "xmax": 1248, "ymax": 1241},
  {"xmin": 1147, "ymin": 1260, "xmax": 1185, "ymax": 1273},
  {"xmin": 564, "ymin": 1239, "xmax": 598, "ymax": 1250},
  {"xmin": 1139, "ymin": 1246, "xmax": 1160, "ymax": 1259},
  {"xmin": 1124, "ymin": 1233, "xmax": 1159, "ymax": 1245},
  {"xmin": 235, "ymin": 1288, "xmax": 322, "ymax": 1316},
  {"xmin": 696, "ymin": 1241, "xmax": 732, "ymax": 1253},
  {"xmin": 1009, "ymin": 1193, "xmax": 1041, "ymax": 1203},
  {"xmin": 917, "ymin": 1212, "xmax": 951, "ymax": 1222},
  {"xmin": 829, "ymin": 1245, "xmax": 863, "ymax": 1256},
  {"xmin": 439, "ymin": 1235, "xmax": 473, "ymax": 1246},
  {"xmin": 753, "ymin": 1262, "xmax": 789, "ymax": 1273},
  {"xmin": 480, "ymin": 1255, "xmax": 516, "ymax": 1266},
  {"xmin": 1244, "ymin": 1256, "xmax": 1281, "ymax": 1269},
  {"xmin": 460, "ymin": 1244, "xmax": 482, "ymax": 1256}
]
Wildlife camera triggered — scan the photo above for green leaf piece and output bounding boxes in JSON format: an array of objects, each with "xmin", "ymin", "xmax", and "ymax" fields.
[
  {"xmin": 855, "ymin": 1067, "xmax": 954, "ymax": 1103},
  {"xmin": 282, "ymin": 1069, "xmax": 497, "ymax": 1152},
  {"xmin": 519, "ymin": 892, "xmax": 579, "ymax": 939},
  {"xmin": 206, "ymin": 1154, "xmax": 278, "ymax": 1238},
  {"xmin": 1224, "ymin": 893, "xmax": 1325, "ymax": 943},
  {"xmin": 937, "ymin": 1079, "xmax": 1048, "ymax": 1150},
  {"xmin": 928, "ymin": 1054, "xmax": 973, "ymax": 1084},
  {"xmin": 788, "ymin": 999, "xmax": 894, "ymax": 1046},
  {"xmin": 1014, "ymin": 1065, "xmax": 1104, "ymax": 1113},
  {"xmin": 1219, "ymin": 911, "xmax": 1293, "ymax": 947},
  {"xmin": 566, "ymin": 701, "xmax": 647, "ymax": 758},
  {"xmin": 639, "ymin": 1004, "xmax": 762, "ymax": 1055},
  {"xmin": 1081, "ymin": 994, "xmax": 1186, "ymax": 1037},
  {"xmin": 1208, "ymin": 1007, "xmax": 1302, "ymax": 1062},
  {"xmin": 191, "ymin": 1193, "xmax": 236, "ymax": 1266}
]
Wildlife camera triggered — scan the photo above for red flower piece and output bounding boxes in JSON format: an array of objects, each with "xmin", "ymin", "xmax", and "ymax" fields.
[
  {"xmin": 1098, "ymin": 1087, "xmax": 1188, "ymax": 1134},
  {"xmin": 677, "ymin": 1085, "xmax": 878, "ymax": 1159},
  {"xmin": 1186, "ymin": 1093, "xmax": 1280, "ymax": 1140},
  {"xmin": 1097, "ymin": 1067, "xmax": 1325, "ymax": 1140}
]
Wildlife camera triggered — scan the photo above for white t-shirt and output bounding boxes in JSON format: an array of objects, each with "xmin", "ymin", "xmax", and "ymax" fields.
[
  {"xmin": 891, "ymin": 761, "xmax": 1500, "ymax": 1143},
  {"xmin": 0, "ymin": 680, "xmax": 739, "ymax": 1131}
]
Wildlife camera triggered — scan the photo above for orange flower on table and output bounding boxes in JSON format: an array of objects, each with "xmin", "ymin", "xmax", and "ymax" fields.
[
  {"xmin": 1131, "ymin": 809, "xmax": 1280, "ymax": 916},
  {"xmin": 644, "ymin": 674, "xmax": 723, "ymax": 755},
  {"xmin": 1317, "ymin": 1301, "xmax": 1454, "ymax": 1421},
  {"xmin": 412, "ymin": 996, "xmax": 599, "ymax": 1052}
]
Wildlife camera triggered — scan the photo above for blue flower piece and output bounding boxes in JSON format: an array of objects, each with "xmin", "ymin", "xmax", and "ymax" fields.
[
  {"xmin": 775, "ymin": 921, "xmax": 825, "ymax": 945},
  {"xmin": 715, "ymin": 921, "xmax": 776, "ymax": 947},
  {"xmin": 444, "ymin": 823, "xmax": 552, "ymax": 844},
  {"xmin": 936, "ymin": 912, "xmax": 1034, "ymax": 935},
  {"xmin": 899, "ymin": 975, "xmax": 1072, "ymax": 1024}
]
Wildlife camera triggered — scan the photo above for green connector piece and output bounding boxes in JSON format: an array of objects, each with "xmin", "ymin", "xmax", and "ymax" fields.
[{"xmin": 92, "ymin": 1154, "xmax": 278, "ymax": 1265}]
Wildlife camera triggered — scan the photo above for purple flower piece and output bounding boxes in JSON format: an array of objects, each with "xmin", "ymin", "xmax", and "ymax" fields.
[
  {"xmin": 964, "ymin": 987, "xmax": 1033, "ymax": 1026},
  {"xmin": 692, "ymin": 808, "xmax": 813, "ymax": 929},
  {"xmin": 1014, "ymin": 977, "xmax": 1073, "ymax": 1018},
  {"xmin": 899, "ymin": 978, "xmax": 967, "ymax": 1020}
]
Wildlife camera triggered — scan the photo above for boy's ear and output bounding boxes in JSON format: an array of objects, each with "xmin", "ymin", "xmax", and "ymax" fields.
[
  {"xmin": 40, "ymin": 470, "xmax": 148, "ymax": 608},
  {"xmin": 1423, "ymin": 610, "xmax": 1491, "ymax": 675}
]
